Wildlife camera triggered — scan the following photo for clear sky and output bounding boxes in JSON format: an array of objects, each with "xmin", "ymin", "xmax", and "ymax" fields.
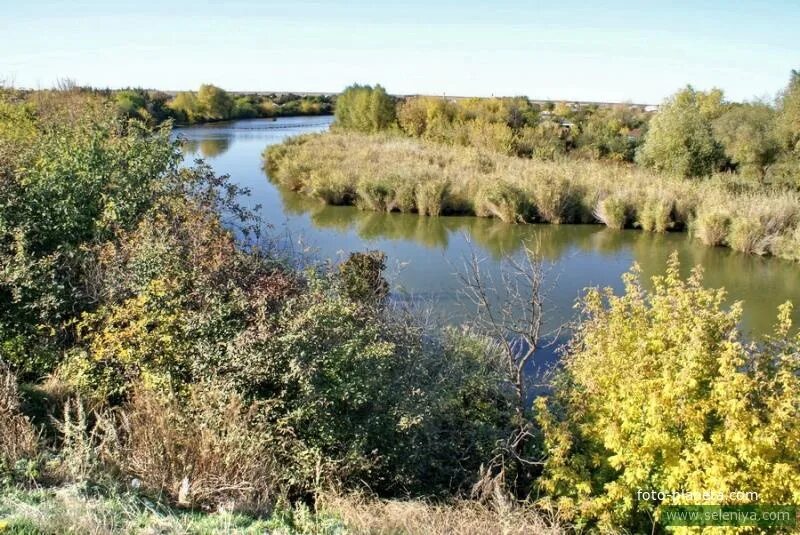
[{"xmin": 3, "ymin": 0, "xmax": 799, "ymax": 104}]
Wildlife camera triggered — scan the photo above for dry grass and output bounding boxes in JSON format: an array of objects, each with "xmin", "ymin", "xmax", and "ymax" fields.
[
  {"xmin": 265, "ymin": 131, "xmax": 800, "ymax": 260},
  {"xmin": 95, "ymin": 385, "xmax": 296, "ymax": 514},
  {"xmin": 0, "ymin": 485, "xmax": 336, "ymax": 534},
  {"xmin": 0, "ymin": 364, "xmax": 39, "ymax": 471},
  {"xmin": 319, "ymin": 494, "xmax": 568, "ymax": 535}
]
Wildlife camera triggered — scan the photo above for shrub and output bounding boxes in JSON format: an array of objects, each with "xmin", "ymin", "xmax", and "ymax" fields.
[
  {"xmin": 475, "ymin": 182, "xmax": 530, "ymax": 223},
  {"xmin": 103, "ymin": 386, "xmax": 293, "ymax": 513},
  {"xmin": 397, "ymin": 97, "xmax": 459, "ymax": 141},
  {"xmin": 0, "ymin": 94, "xmax": 183, "ymax": 379},
  {"xmin": 576, "ymin": 107, "xmax": 640, "ymax": 162},
  {"xmin": 397, "ymin": 97, "xmax": 431, "ymax": 137},
  {"xmin": 218, "ymin": 280, "xmax": 513, "ymax": 496},
  {"xmin": 636, "ymin": 194, "xmax": 674, "ymax": 232},
  {"xmin": 692, "ymin": 209, "xmax": 730, "ymax": 246},
  {"xmin": 536, "ymin": 256, "xmax": 800, "ymax": 532},
  {"xmin": 414, "ymin": 177, "xmax": 449, "ymax": 216},
  {"xmin": 64, "ymin": 278, "xmax": 191, "ymax": 401},
  {"xmin": 1, "ymin": 88, "xmax": 519, "ymax": 514},
  {"xmin": 515, "ymin": 122, "xmax": 568, "ymax": 160},
  {"xmin": 593, "ymin": 195, "xmax": 630, "ymax": 229},
  {"xmin": 308, "ymin": 170, "xmax": 354, "ymax": 205},
  {"xmin": 338, "ymin": 251, "xmax": 390, "ymax": 303},
  {"xmin": 235, "ymin": 292, "xmax": 404, "ymax": 489},
  {"xmin": 529, "ymin": 176, "xmax": 583, "ymax": 224},
  {"xmin": 355, "ymin": 179, "xmax": 393, "ymax": 212}
]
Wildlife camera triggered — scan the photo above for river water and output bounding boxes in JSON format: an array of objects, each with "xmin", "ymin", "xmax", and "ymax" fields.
[{"xmin": 175, "ymin": 116, "xmax": 799, "ymax": 340}]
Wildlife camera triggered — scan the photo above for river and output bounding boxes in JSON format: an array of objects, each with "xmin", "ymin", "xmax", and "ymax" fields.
[{"xmin": 175, "ymin": 116, "xmax": 799, "ymax": 341}]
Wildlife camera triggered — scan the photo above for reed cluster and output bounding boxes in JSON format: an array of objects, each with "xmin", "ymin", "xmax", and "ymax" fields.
[{"xmin": 266, "ymin": 132, "xmax": 800, "ymax": 260}]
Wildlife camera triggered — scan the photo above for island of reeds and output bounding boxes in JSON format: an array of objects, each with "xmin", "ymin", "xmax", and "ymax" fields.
[{"xmin": 266, "ymin": 77, "xmax": 800, "ymax": 260}]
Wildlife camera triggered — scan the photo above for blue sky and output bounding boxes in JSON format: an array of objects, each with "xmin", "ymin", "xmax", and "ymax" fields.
[{"xmin": 3, "ymin": 0, "xmax": 799, "ymax": 103}]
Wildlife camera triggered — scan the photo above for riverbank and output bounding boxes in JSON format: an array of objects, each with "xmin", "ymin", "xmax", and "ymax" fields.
[
  {"xmin": 265, "ymin": 131, "xmax": 800, "ymax": 260},
  {"xmin": 0, "ymin": 486, "xmax": 561, "ymax": 534}
]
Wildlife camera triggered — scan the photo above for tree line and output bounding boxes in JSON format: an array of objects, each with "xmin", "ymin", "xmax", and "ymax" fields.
[
  {"xmin": 334, "ymin": 72, "xmax": 800, "ymax": 184},
  {"xmin": 29, "ymin": 83, "xmax": 336, "ymax": 125},
  {"xmin": 161, "ymin": 84, "xmax": 334, "ymax": 124}
]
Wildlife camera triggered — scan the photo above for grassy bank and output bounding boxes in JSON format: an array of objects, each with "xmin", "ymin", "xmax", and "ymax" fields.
[
  {"xmin": 0, "ymin": 486, "xmax": 344, "ymax": 534},
  {"xmin": 0, "ymin": 487, "xmax": 563, "ymax": 535},
  {"xmin": 265, "ymin": 131, "xmax": 800, "ymax": 260}
]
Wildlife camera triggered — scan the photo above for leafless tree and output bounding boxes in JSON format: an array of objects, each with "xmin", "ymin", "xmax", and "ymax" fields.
[{"xmin": 456, "ymin": 237, "xmax": 561, "ymax": 498}]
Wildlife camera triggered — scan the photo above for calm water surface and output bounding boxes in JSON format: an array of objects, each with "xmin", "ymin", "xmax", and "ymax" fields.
[{"xmin": 175, "ymin": 117, "xmax": 799, "ymax": 340}]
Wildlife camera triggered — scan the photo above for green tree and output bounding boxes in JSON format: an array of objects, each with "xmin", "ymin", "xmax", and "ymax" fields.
[
  {"xmin": 516, "ymin": 121, "xmax": 568, "ymax": 160},
  {"xmin": 168, "ymin": 91, "xmax": 201, "ymax": 123},
  {"xmin": 713, "ymin": 102, "xmax": 780, "ymax": 181},
  {"xmin": 334, "ymin": 84, "xmax": 396, "ymax": 132},
  {"xmin": 232, "ymin": 96, "xmax": 258, "ymax": 119},
  {"xmin": 636, "ymin": 86, "xmax": 725, "ymax": 177},
  {"xmin": 576, "ymin": 107, "xmax": 640, "ymax": 162},
  {"xmin": 197, "ymin": 84, "xmax": 233, "ymax": 121},
  {"xmin": 397, "ymin": 96, "xmax": 430, "ymax": 136},
  {"xmin": 114, "ymin": 90, "xmax": 146, "ymax": 119},
  {"xmin": 368, "ymin": 84, "xmax": 396, "ymax": 131},
  {"xmin": 777, "ymin": 69, "xmax": 800, "ymax": 155},
  {"xmin": 695, "ymin": 86, "xmax": 726, "ymax": 120}
]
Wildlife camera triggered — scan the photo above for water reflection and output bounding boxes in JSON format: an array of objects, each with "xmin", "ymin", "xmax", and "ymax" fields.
[
  {"xmin": 274, "ymin": 185, "xmax": 799, "ymax": 335},
  {"xmin": 180, "ymin": 136, "xmax": 232, "ymax": 158}
]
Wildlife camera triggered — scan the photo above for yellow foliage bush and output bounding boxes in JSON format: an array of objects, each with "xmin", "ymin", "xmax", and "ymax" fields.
[
  {"xmin": 536, "ymin": 254, "xmax": 800, "ymax": 532},
  {"xmin": 65, "ymin": 278, "xmax": 190, "ymax": 400}
]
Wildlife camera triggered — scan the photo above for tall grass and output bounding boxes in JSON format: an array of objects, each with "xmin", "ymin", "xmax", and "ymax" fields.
[
  {"xmin": 319, "ymin": 493, "xmax": 567, "ymax": 535},
  {"xmin": 97, "ymin": 385, "xmax": 296, "ymax": 514},
  {"xmin": 0, "ymin": 486, "xmax": 346, "ymax": 535},
  {"xmin": 0, "ymin": 487, "xmax": 567, "ymax": 535},
  {"xmin": 0, "ymin": 364, "xmax": 39, "ymax": 473},
  {"xmin": 265, "ymin": 132, "xmax": 800, "ymax": 260}
]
